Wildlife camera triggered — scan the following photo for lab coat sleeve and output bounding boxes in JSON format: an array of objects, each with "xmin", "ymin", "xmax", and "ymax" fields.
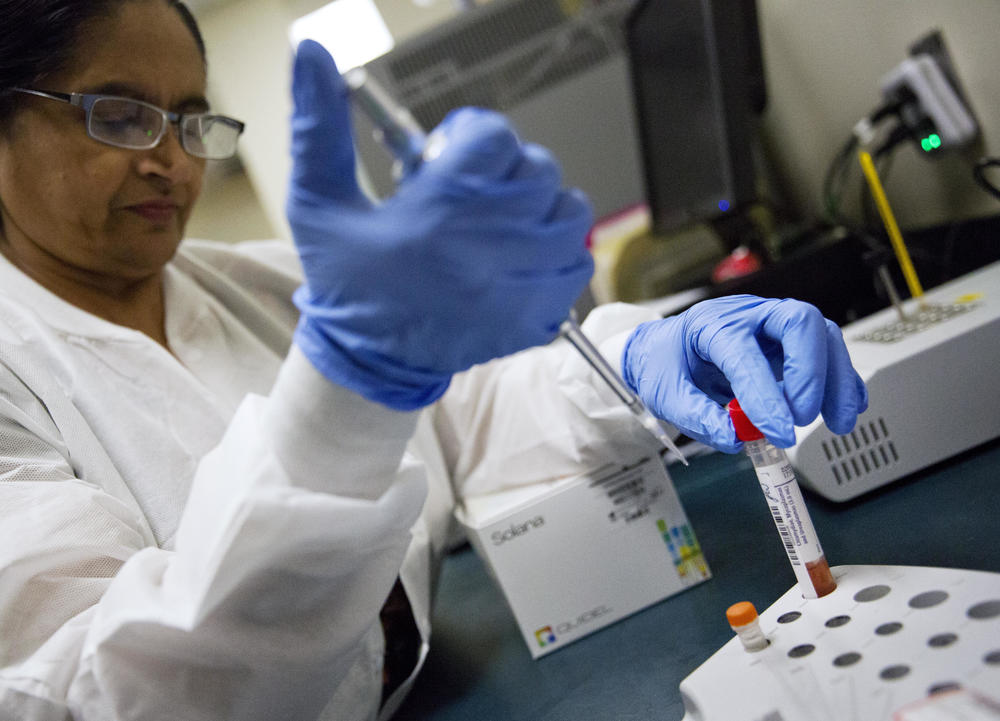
[
  {"xmin": 433, "ymin": 302, "xmax": 669, "ymax": 498},
  {"xmin": 0, "ymin": 346, "xmax": 426, "ymax": 721}
]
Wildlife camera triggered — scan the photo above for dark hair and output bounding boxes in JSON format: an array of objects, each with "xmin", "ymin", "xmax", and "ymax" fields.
[{"xmin": 0, "ymin": 0, "xmax": 206, "ymax": 129}]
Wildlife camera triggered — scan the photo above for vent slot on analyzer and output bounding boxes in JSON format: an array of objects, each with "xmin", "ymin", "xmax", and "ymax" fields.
[{"xmin": 822, "ymin": 418, "xmax": 900, "ymax": 486}]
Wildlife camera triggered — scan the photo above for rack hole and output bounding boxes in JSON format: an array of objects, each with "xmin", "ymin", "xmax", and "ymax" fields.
[
  {"xmin": 967, "ymin": 600, "xmax": 1000, "ymax": 620},
  {"xmin": 855, "ymin": 585, "xmax": 891, "ymax": 603},
  {"xmin": 788, "ymin": 644, "xmax": 815, "ymax": 658},
  {"xmin": 927, "ymin": 633, "xmax": 958, "ymax": 648},
  {"xmin": 833, "ymin": 652, "xmax": 862, "ymax": 667},
  {"xmin": 909, "ymin": 590, "xmax": 949, "ymax": 609},
  {"xmin": 875, "ymin": 621, "xmax": 903, "ymax": 635},
  {"xmin": 880, "ymin": 664, "xmax": 910, "ymax": 681}
]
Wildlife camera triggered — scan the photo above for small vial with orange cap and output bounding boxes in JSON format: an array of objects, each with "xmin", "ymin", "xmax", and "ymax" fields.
[
  {"xmin": 727, "ymin": 399, "xmax": 837, "ymax": 599},
  {"xmin": 726, "ymin": 601, "xmax": 768, "ymax": 651}
]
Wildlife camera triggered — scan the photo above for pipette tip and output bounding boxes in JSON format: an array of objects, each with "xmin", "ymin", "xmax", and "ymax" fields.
[{"xmin": 639, "ymin": 411, "xmax": 688, "ymax": 466}]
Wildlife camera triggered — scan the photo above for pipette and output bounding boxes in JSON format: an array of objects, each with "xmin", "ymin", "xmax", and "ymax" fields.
[
  {"xmin": 343, "ymin": 67, "xmax": 427, "ymax": 178},
  {"xmin": 344, "ymin": 68, "xmax": 687, "ymax": 464},
  {"xmin": 560, "ymin": 311, "xmax": 686, "ymax": 463}
]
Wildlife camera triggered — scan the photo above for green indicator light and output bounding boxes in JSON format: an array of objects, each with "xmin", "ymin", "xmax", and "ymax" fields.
[{"xmin": 921, "ymin": 133, "xmax": 942, "ymax": 152}]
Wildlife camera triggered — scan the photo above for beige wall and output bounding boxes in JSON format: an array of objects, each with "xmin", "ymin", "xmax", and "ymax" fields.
[
  {"xmin": 192, "ymin": 0, "xmax": 298, "ymax": 242},
  {"xmin": 188, "ymin": 0, "xmax": 1000, "ymax": 244},
  {"xmin": 185, "ymin": 157, "xmax": 277, "ymax": 241}
]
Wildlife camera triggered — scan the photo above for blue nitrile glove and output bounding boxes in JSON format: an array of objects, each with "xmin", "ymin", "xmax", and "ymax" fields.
[
  {"xmin": 621, "ymin": 295, "xmax": 868, "ymax": 453},
  {"xmin": 287, "ymin": 40, "xmax": 594, "ymax": 410}
]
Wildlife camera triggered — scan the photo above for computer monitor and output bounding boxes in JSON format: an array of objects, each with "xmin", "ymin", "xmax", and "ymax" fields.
[
  {"xmin": 626, "ymin": 0, "xmax": 767, "ymax": 236},
  {"xmin": 351, "ymin": 0, "xmax": 767, "ymax": 248}
]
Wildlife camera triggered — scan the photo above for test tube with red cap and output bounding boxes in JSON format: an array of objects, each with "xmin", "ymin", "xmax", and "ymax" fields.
[{"xmin": 727, "ymin": 399, "xmax": 836, "ymax": 599}]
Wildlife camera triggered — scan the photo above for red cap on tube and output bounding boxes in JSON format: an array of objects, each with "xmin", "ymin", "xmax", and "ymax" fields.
[{"xmin": 727, "ymin": 399, "xmax": 764, "ymax": 442}]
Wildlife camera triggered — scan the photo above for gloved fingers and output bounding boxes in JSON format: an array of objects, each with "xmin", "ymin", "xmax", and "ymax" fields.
[
  {"xmin": 712, "ymin": 339, "xmax": 796, "ymax": 447},
  {"xmin": 546, "ymin": 186, "xmax": 594, "ymax": 225},
  {"xmin": 501, "ymin": 142, "xmax": 564, "ymax": 218},
  {"xmin": 425, "ymin": 108, "xmax": 522, "ymax": 180},
  {"xmin": 520, "ymin": 187, "xmax": 594, "ymax": 272},
  {"xmin": 495, "ymin": 254, "xmax": 596, "ymax": 346},
  {"xmin": 508, "ymin": 142, "xmax": 561, "ymax": 185},
  {"xmin": 820, "ymin": 319, "xmax": 869, "ymax": 434},
  {"xmin": 667, "ymin": 389, "xmax": 743, "ymax": 454},
  {"xmin": 289, "ymin": 40, "xmax": 363, "ymax": 204},
  {"xmin": 622, "ymin": 320, "xmax": 741, "ymax": 453},
  {"xmin": 682, "ymin": 362, "xmax": 736, "ymax": 407},
  {"xmin": 758, "ymin": 299, "xmax": 829, "ymax": 426},
  {"xmin": 461, "ymin": 186, "xmax": 592, "ymax": 274}
]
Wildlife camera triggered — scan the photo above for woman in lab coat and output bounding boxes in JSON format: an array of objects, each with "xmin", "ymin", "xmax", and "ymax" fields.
[{"xmin": 0, "ymin": 1, "xmax": 867, "ymax": 719}]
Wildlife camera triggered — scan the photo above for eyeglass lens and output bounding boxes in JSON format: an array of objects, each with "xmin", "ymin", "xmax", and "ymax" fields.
[
  {"xmin": 88, "ymin": 97, "xmax": 162, "ymax": 149},
  {"xmin": 88, "ymin": 97, "xmax": 240, "ymax": 159},
  {"xmin": 181, "ymin": 115, "xmax": 243, "ymax": 159}
]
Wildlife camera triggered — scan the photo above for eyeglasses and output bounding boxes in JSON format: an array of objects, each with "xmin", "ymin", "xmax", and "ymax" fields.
[{"xmin": 10, "ymin": 87, "xmax": 245, "ymax": 160}]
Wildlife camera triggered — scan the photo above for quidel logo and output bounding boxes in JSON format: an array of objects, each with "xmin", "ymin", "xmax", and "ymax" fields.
[
  {"xmin": 534, "ymin": 605, "xmax": 613, "ymax": 648},
  {"xmin": 534, "ymin": 625, "xmax": 556, "ymax": 647},
  {"xmin": 555, "ymin": 604, "xmax": 612, "ymax": 634}
]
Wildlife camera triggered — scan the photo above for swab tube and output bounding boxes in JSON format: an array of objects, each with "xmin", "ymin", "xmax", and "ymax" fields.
[
  {"xmin": 727, "ymin": 601, "xmax": 769, "ymax": 652},
  {"xmin": 728, "ymin": 399, "xmax": 836, "ymax": 599}
]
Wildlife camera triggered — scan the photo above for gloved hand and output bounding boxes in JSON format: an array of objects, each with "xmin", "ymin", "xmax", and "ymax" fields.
[
  {"xmin": 287, "ymin": 40, "xmax": 594, "ymax": 410},
  {"xmin": 621, "ymin": 295, "xmax": 868, "ymax": 453}
]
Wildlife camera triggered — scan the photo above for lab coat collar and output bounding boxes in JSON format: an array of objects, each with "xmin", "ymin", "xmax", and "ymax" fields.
[{"xmin": 0, "ymin": 247, "xmax": 198, "ymax": 345}]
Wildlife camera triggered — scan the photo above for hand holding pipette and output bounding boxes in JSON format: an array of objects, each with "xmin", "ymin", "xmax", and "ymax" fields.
[
  {"xmin": 288, "ymin": 41, "xmax": 593, "ymax": 409},
  {"xmin": 344, "ymin": 62, "xmax": 685, "ymax": 460}
]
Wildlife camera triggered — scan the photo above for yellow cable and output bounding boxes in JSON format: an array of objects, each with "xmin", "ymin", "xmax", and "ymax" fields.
[{"xmin": 858, "ymin": 150, "xmax": 924, "ymax": 300}]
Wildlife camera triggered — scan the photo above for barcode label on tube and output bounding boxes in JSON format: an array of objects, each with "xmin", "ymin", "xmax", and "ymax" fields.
[
  {"xmin": 754, "ymin": 460, "xmax": 824, "ymax": 568},
  {"xmin": 769, "ymin": 507, "xmax": 799, "ymax": 564}
]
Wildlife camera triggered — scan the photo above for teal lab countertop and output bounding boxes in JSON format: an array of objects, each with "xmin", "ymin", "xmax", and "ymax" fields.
[{"xmin": 395, "ymin": 438, "xmax": 1000, "ymax": 720}]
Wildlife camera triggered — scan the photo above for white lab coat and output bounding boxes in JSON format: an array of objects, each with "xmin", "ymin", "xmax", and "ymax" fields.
[{"xmin": 0, "ymin": 239, "xmax": 661, "ymax": 721}]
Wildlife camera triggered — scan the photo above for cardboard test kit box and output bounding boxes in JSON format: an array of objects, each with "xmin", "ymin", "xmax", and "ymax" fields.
[{"xmin": 457, "ymin": 455, "xmax": 711, "ymax": 658}]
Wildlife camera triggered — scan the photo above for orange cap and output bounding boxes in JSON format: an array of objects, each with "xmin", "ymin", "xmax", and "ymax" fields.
[{"xmin": 726, "ymin": 601, "xmax": 759, "ymax": 628}]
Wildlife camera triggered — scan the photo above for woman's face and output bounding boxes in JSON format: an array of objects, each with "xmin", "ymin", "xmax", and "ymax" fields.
[{"xmin": 0, "ymin": 0, "xmax": 208, "ymax": 286}]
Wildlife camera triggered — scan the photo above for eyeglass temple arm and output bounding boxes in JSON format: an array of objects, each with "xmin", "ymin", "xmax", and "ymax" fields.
[{"xmin": 11, "ymin": 88, "xmax": 79, "ymax": 106}]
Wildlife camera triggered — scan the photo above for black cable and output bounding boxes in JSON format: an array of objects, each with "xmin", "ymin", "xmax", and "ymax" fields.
[
  {"xmin": 819, "ymin": 135, "xmax": 885, "ymax": 260},
  {"xmin": 872, "ymin": 123, "xmax": 912, "ymax": 159},
  {"xmin": 973, "ymin": 157, "xmax": 1000, "ymax": 201},
  {"xmin": 869, "ymin": 96, "xmax": 907, "ymax": 125},
  {"xmin": 937, "ymin": 216, "xmax": 964, "ymax": 284},
  {"xmin": 821, "ymin": 133, "xmax": 858, "ymax": 225},
  {"xmin": 821, "ymin": 98, "xmax": 907, "ymax": 226}
]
